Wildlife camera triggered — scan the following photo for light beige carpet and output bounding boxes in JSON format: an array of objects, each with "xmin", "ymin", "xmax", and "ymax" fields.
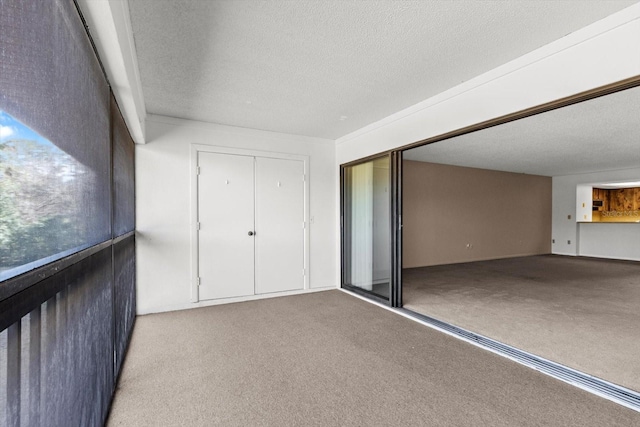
[
  {"xmin": 403, "ymin": 255, "xmax": 640, "ymax": 391},
  {"xmin": 107, "ymin": 290, "xmax": 640, "ymax": 426}
]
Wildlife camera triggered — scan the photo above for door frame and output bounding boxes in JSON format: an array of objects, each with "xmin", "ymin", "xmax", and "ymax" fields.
[
  {"xmin": 340, "ymin": 76, "xmax": 640, "ymax": 310},
  {"xmin": 340, "ymin": 152, "xmax": 402, "ymax": 307},
  {"xmin": 190, "ymin": 144, "xmax": 310, "ymax": 303}
]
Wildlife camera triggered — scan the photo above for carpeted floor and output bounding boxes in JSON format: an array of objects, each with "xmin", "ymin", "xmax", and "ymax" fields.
[
  {"xmin": 107, "ymin": 290, "xmax": 640, "ymax": 426},
  {"xmin": 403, "ymin": 255, "xmax": 640, "ymax": 392}
]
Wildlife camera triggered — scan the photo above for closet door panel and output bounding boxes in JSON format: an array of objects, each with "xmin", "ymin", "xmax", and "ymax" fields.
[
  {"xmin": 198, "ymin": 152, "xmax": 255, "ymax": 300},
  {"xmin": 255, "ymin": 158, "xmax": 305, "ymax": 294}
]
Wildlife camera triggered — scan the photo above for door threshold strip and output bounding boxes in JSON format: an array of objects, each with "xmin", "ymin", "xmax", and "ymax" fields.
[{"xmin": 398, "ymin": 307, "xmax": 640, "ymax": 413}]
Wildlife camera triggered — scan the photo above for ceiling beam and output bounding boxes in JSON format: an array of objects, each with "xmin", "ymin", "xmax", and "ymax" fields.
[{"xmin": 77, "ymin": 0, "xmax": 147, "ymax": 144}]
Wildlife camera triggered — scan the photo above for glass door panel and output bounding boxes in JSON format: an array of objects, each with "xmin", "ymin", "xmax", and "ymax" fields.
[{"xmin": 343, "ymin": 156, "xmax": 391, "ymax": 300}]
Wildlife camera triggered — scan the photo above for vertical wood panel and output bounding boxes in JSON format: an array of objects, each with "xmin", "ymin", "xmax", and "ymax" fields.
[
  {"xmin": 19, "ymin": 315, "xmax": 29, "ymax": 427},
  {"xmin": 6, "ymin": 322, "xmax": 21, "ymax": 427},
  {"xmin": 28, "ymin": 308, "xmax": 41, "ymax": 427},
  {"xmin": 42, "ymin": 297, "xmax": 57, "ymax": 424},
  {"xmin": 0, "ymin": 329, "xmax": 7, "ymax": 425},
  {"xmin": 55, "ymin": 290, "xmax": 70, "ymax": 424}
]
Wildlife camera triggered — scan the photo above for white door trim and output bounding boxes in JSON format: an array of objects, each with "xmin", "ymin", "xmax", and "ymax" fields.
[{"xmin": 190, "ymin": 144, "xmax": 310, "ymax": 302}]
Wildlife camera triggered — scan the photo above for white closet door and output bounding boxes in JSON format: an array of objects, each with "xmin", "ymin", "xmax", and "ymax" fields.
[
  {"xmin": 198, "ymin": 152, "xmax": 255, "ymax": 300},
  {"xmin": 255, "ymin": 157, "xmax": 305, "ymax": 294}
]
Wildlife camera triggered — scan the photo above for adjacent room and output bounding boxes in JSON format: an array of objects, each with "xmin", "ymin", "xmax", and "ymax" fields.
[{"xmin": 401, "ymin": 84, "xmax": 640, "ymax": 392}]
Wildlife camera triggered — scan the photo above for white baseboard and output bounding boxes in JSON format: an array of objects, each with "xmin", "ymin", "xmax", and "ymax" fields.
[{"xmin": 137, "ymin": 285, "xmax": 336, "ymax": 315}]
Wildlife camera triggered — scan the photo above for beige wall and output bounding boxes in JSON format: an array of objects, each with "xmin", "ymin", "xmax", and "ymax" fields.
[{"xmin": 403, "ymin": 161, "xmax": 551, "ymax": 268}]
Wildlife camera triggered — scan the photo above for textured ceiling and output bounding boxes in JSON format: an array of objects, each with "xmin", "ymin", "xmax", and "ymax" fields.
[
  {"xmin": 403, "ymin": 85, "xmax": 640, "ymax": 177},
  {"xmin": 128, "ymin": 0, "xmax": 637, "ymax": 140}
]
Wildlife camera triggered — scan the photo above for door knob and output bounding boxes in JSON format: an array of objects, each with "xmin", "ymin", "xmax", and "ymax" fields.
[{"xmin": 248, "ymin": 231, "xmax": 255, "ymax": 236}]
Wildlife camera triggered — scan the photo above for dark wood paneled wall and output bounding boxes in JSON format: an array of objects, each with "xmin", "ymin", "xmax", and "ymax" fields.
[
  {"xmin": 593, "ymin": 187, "xmax": 640, "ymax": 211},
  {"xmin": 592, "ymin": 187, "xmax": 640, "ymax": 222}
]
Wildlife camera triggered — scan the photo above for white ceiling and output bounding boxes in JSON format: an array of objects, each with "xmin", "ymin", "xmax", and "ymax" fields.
[
  {"xmin": 403, "ymin": 85, "xmax": 640, "ymax": 177},
  {"xmin": 128, "ymin": 0, "xmax": 637, "ymax": 140}
]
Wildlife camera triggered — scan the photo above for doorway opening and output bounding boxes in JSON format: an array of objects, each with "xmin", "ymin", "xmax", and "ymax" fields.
[{"xmin": 340, "ymin": 77, "xmax": 640, "ymax": 409}]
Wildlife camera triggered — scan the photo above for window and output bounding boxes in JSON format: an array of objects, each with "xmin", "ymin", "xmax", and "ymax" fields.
[
  {"xmin": 0, "ymin": 0, "xmax": 111, "ymax": 281},
  {"xmin": 0, "ymin": 112, "xmax": 97, "ymax": 280}
]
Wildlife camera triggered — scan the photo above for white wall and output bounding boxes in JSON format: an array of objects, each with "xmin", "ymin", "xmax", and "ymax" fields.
[
  {"xmin": 552, "ymin": 167, "xmax": 640, "ymax": 259},
  {"xmin": 576, "ymin": 185, "xmax": 594, "ymax": 223},
  {"xmin": 578, "ymin": 223, "xmax": 640, "ymax": 261},
  {"xmin": 136, "ymin": 115, "xmax": 336, "ymax": 314}
]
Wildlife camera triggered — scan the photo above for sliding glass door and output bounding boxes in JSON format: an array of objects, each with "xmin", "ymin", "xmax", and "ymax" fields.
[{"xmin": 342, "ymin": 155, "xmax": 392, "ymax": 301}]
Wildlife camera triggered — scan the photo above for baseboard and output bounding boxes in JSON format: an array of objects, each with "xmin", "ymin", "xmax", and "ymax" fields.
[
  {"xmin": 137, "ymin": 286, "xmax": 336, "ymax": 315},
  {"xmin": 576, "ymin": 253, "xmax": 640, "ymax": 262},
  {"xmin": 404, "ymin": 252, "xmax": 555, "ymax": 269},
  {"xmin": 550, "ymin": 251, "xmax": 577, "ymax": 257}
]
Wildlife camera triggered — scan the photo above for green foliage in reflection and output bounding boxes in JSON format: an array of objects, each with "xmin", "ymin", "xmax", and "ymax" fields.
[{"xmin": 0, "ymin": 139, "xmax": 87, "ymax": 271}]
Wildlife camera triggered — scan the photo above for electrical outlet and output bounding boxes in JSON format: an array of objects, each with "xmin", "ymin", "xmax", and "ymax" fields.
[
  {"xmin": 567, "ymin": 214, "xmax": 572, "ymax": 220},
  {"xmin": 567, "ymin": 240, "xmax": 571, "ymax": 245},
  {"xmin": 552, "ymin": 239, "xmax": 555, "ymax": 244}
]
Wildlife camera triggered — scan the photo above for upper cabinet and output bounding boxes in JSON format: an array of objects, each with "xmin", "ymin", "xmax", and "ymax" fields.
[{"xmin": 591, "ymin": 186, "xmax": 640, "ymax": 223}]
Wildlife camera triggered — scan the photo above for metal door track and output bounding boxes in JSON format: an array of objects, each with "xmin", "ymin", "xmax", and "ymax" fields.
[{"xmin": 399, "ymin": 308, "xmax": 640, "ymax": 413}]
